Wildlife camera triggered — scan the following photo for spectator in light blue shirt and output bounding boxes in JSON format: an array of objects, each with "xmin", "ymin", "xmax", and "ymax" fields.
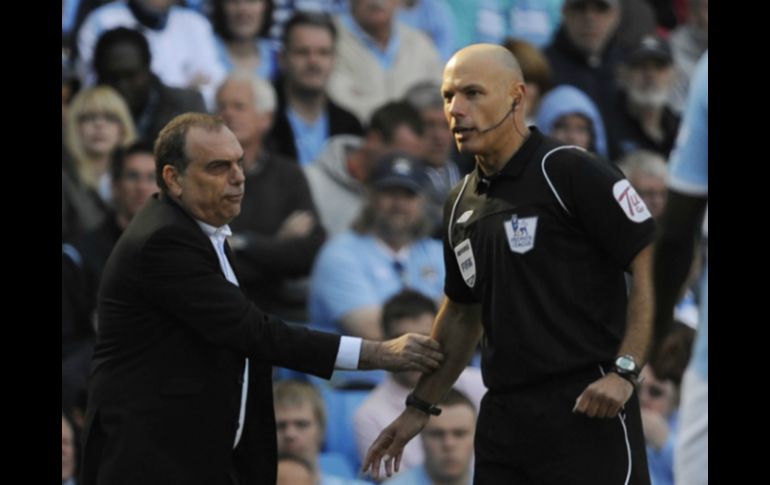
[{"xmin": 309, "ymin": 152, "xmax": 444, "ymax": 340}]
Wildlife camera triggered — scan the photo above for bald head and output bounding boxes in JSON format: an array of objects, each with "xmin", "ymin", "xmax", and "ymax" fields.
[
  {"xmin": 446, "ymin": 44, "xmax": 523, "ymax": 86},
  {"xmin": 441, "ymin": 44, "xmax": 527, "ymax": 166}
]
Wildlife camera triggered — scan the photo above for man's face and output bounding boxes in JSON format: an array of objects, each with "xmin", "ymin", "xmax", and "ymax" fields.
[
  {"xmin": 351, "ymin": 0, "xmax": 399, "ymax": 33},
  {"xmin": 114, "ymin": 152, "xmax": 159, "ymax": 220},
  {"xmin": 442, "ymin": 56, "xmax": 513, "ymax": 157},
  {"xmin": 387, "ymin": 312, "xmax": 435, "ymax": 387},
  {"xmin": 562, "ymin": 0, "xmax": 620, "ymax": 56},
  {"xmin": 216, "ymin": 79, "xmax": 271, "ymax": 148},
  {"xmin": 62, "ymin": 418, "xmax": 75, "ymax": 481},
  {"xmin": 390, "ymin": 124, "xmax": 426, "ymax": 158},
  {"xmin": 170, "ymin": 126, "xmax": 245, "ymax": 227},
  {"xmin": 421, "ymin": 107, "xmax": 453, "ymax": 167},
  {"xmin": 551, "ymin": 113, "xmax": 593, "ymax": 151},
  {"xmin": 281, "ymin": 25, "xmax": 335, "ymax": 95},
  {"xmin": 223, "ymin": 0, "xmax": 267, "ymax": 40},
  {"xmin": 621, "ymin": 60, "xmax": 675, "ymax": 109},
  {"xmin": 373, "ymin": 186, "xmax": 424, "ymax": 240},
  {"xmin": 422, "ymin": 404, "xmax": 476, "ymax": 482},
  {"xmin": 275, "ymin": 402, "xmax": 323, "ymax": 462},
  {"xmin": 630, "ymin": 171, "xmax": 667, "ymax": 219},
  {"xmin": 364, "ymin": 124, "xmax": 425, "ymax": 168},
  {"xmin": 97, "ymin": 43, "xmax": 152, "ymax": 115}
]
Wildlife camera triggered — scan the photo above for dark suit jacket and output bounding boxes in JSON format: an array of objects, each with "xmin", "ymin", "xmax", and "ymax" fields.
[{"xmin": 80, "ymin": 193, "xmax": 340, "ymax": 485}]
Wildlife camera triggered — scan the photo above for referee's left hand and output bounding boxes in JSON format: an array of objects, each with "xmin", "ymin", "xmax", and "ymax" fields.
[{"xmin": 573, "ymin": 373, "xmax": 634, "ymax": 418}]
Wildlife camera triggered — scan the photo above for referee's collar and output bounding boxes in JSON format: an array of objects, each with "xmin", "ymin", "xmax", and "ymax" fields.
[{"xmin": 475, "ymin": 127, "xmax": 543, "ymax": 187}]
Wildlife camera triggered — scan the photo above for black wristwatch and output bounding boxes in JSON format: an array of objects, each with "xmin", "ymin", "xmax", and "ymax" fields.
[
  {"xmin": 405, "ymin": 392, "xmax": 442, "ymax": 416},
  {"xmin": 612, "ymin": 354, "xmax": 641, "ymax": 386}
]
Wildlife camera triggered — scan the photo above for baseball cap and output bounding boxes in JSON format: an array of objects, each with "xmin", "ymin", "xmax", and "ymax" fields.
[
  {"xmin": 369, "ymin": 153, "xmax": 429, "ymax": 194},
  {"xmin": 625, "ymin": 35, "xmax": 673, "ymax": 66}
]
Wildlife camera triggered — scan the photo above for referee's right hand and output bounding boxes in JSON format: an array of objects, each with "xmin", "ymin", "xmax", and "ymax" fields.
[{"xmin": 573, "ymin": 372, "xmax": 634, "ymax": 418}]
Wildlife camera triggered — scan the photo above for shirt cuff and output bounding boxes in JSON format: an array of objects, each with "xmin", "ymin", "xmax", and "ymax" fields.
[{"xmin": 334, "ymin": 336, "xmax": 362, "ymax": 370}]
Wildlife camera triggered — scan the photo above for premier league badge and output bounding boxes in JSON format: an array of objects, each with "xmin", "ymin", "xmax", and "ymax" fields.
[{"xmin": 504, "ymin": 214, "xmax": 538, "ymax": 254}]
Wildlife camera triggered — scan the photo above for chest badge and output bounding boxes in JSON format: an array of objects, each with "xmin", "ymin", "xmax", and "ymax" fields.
[
  {"xmin": 504, "ymin": 214, "xmax": 538, "ymax": 254},
  {"xmin": 453, "ymin": 239, "xmax": 477, "ymax": 288}
]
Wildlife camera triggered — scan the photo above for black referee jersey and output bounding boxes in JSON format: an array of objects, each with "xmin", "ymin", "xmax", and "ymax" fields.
[{"xmin": 443, "ymin": 127, "xmax": 656, "ymax": 390}]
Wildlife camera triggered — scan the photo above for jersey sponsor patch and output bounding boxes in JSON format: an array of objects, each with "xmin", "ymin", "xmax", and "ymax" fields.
[
  {"xmin": 504, "ymin": 215, "xmax": 538, "ymax": 254},
  {"xmin": 456, "ymin": 210, "xmax": 474, "ymax": 224},
  {"xmin": 453, "ymin": 239, "xmax": 477, "ymax": 288},
  {"xmin": 613, "ymin": 180, "xmax": 652, "ymax": 223}
]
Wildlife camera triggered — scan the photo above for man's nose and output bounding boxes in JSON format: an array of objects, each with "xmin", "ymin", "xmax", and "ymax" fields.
[{"xmin": 231, "ymin": 165, "xmax": 245, "ymax": 185}]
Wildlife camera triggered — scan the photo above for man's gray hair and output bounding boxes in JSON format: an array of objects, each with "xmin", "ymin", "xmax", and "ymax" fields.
[
  {"xmin": 617, "ymin": 149, "xmax": 668, "ymax": 181},
  {"xmin": 222, "ymin": 71, "xmax": 277, "ymax": 114}
]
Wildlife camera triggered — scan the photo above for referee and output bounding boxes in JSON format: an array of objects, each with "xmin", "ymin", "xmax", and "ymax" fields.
[{"xmin": 364, "ymin": 43, "xmax": 656, "ymax": 485}]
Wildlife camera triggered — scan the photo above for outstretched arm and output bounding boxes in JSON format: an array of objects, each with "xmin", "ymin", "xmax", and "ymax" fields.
[{"xmin": 362, "ymin": 297, "xmax": 483, "ymax": 480}]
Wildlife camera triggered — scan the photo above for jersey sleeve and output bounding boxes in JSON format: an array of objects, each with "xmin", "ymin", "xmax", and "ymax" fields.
[{"xmin": 549, "ymin": 149, "xmax": 656, "ymax": 271}]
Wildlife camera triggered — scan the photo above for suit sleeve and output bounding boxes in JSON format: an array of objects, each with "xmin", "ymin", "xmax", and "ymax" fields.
[{"xmin": 139, "ymin": 226, "xmax": 340, "ymax": 378}]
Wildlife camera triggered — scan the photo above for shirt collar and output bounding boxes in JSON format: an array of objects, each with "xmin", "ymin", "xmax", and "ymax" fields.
[
  {"xmin": 474, "ymin": 127, "xmax": 543, "ymax": 187},
  {"xmin": 196, "ymin": 220, "xmax": 232, "ymax": 241}
]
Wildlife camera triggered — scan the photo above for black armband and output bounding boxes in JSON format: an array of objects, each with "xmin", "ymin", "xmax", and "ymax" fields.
[{"xmin": 405, "ymin": 392, "xmax": 442, "ymax": 416}]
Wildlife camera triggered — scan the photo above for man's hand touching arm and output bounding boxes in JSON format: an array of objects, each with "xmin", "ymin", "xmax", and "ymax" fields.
[
  {"xmin": 358, "ymin": 332, "xmax": 444, "ymax": 373},
  {"xmin": 574, "ymin": 244, "xmax": 653, "ymax": 418},
  {"xmin": 362, "ymin": 297, "xmax": 483, "ymax": 480}
]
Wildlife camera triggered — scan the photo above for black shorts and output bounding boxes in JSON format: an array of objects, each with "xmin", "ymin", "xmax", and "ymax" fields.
[{"xmin": 474, "ymin": 365, "xmax": 650, "ymax": 485}]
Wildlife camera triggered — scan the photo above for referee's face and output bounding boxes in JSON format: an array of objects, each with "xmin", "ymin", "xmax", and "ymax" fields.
[{"xmin": 442, "ymin": 52, "xmax": 514, "ymax": 157}]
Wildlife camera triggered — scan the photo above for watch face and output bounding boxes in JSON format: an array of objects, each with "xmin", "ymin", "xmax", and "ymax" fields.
[{"xmin": 615, "ymin": 356, "xmax": 637, "ymax": 372}]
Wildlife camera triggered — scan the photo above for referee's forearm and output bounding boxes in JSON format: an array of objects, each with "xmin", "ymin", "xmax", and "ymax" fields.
[
  {"xmin": 619, "ymin": 244, "xmax": 654, "ymax": 365},
  {"xmin": 412, "ymin": 297, "xmax": 482, "ymax": 404}
]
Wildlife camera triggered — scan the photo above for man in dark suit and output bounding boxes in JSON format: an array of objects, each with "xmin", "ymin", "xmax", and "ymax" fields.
[{"xmin": 79, "ymin": 113, "xmax": 443, "ymax": 485}]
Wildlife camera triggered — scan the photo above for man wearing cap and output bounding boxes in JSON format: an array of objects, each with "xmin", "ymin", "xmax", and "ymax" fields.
[
  {"xmin": 309, "ymin": 153, "xmax": 444, "ymax": 342},
  {"xmin": 364, "ymin": 43, "xmax": 655, "ymax": 484},
  {"xmin": 607, "ymin": 34, "xmax": 681, "ymax": 161}
]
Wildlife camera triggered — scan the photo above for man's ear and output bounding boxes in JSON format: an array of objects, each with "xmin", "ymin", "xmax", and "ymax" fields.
[
  {"xmin": 163, "ymin": 165, "xmax": 183, "ymax": 198},
  {"xmin": 509, "ymin": 81, "xmax": 526, "ymax": 107}
]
